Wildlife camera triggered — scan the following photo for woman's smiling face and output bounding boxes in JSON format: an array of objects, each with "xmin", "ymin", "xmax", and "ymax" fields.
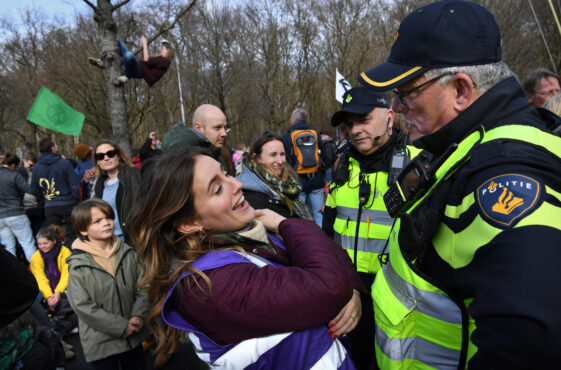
[
  {"xmin": 254, "ymin": 140, "xmax": 286, "ymax": 177},
  {"xmin": 189, "ymin": 155, "xmax": 255, "ymax": 233}
]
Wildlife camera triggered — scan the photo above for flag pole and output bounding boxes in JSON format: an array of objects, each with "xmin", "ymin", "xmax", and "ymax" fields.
[
  {"xmin": 548, "ymin": 0, "xmax": 561, "ymax": 38},
  {"xmin": 175, "ymin": 55, "xmax": 186, "ymax": 125},
  {"xmin": 528, "ymin": 0, "xmax": 558, "ymax": 74}
]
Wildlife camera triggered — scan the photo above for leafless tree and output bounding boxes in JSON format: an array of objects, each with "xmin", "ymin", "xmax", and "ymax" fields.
[{"xmin": 81, "ymin": 0, "xmax": 196, "ymax": 154}]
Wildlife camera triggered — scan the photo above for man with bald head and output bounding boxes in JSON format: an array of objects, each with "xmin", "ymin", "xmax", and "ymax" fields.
[{"xmin": 162, "ymin": 104, "xmax": 228, "ymax": 162}]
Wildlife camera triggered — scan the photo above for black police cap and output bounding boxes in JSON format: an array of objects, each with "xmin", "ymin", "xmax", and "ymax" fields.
[
  {"xmin": 331, "ymin": 87, "xmax": 389, "ymax": 127},
  {"xmin": 358, "ymin": 0, "xmax": 502, "ymax": 91}
]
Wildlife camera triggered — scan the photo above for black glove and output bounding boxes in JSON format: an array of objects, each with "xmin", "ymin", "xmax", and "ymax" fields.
[{"xmin": 398, "ymin": 180, "xmax": 452, "ymax": 260}]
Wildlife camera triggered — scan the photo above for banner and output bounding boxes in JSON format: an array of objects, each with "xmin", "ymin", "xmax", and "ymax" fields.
[
  {"xmin": 27, "ymin": 87, "xmax": 85, "ymax": 136},
  {"xmin": 335, "ymin": 69, "xmax": 351, "ymax": 103}
]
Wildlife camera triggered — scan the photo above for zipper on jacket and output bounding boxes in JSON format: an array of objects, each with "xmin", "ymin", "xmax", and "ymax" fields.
[{"xmin": 353, "ymin": 204, "xmax": 363, "ymax": 270}]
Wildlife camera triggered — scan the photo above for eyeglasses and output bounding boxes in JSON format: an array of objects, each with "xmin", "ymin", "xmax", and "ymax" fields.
[
  {"xmin": 535, "ymin": 89, "xmax": 560, "ymax": 98},
  {"xmin": 393, "ymin": 72, "xmax": 456, "ymax": 110},
  {"xmin": 95, "ymin": 150, "xmax": 118, "ymax": 161}
]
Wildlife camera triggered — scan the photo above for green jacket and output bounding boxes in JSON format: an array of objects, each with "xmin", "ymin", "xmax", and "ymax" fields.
[
  {"xmin": 66, "ymin": 241, "xmax": 149, "ymax": 362},
  {"xmin": 161, "ymin": 121, "xmax": 222, "ymax": 160}
]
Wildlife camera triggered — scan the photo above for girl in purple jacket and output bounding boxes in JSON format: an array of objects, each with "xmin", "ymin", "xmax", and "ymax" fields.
[{"xmin": 130, "ymin": 147, "xmax": 365, "ymax": 369}]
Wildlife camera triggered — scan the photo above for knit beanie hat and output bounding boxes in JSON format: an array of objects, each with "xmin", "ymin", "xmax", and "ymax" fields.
[{"xmin": 73, "ymin": 144, "xmax": 91, "ymax": 160}]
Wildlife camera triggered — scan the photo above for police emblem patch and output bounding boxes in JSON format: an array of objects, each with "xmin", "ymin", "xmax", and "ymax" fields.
[{"xmin": 476, "ymin": 174, "xmax": 541, "ymax": 227}]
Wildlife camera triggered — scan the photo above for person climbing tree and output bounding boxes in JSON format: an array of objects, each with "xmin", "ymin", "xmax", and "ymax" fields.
[{"xmin": 89, "ymin": 35, "xmax": 173, "ymax": 87}]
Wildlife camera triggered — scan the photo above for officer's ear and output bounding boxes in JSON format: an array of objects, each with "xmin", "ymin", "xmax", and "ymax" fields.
[
  {"xmin": 386, "ymin": 109, "xmax": 395, "ymax": 135},
  {"xmin": 451, "ymin": 73, "xmax": 479, "ymax": 113}
]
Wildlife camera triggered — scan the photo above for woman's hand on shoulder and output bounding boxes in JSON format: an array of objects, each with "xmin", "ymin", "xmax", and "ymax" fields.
[
  {"xmin": 255, "ymin": 209, "xmax": 286, "ymax": 233},
  {"xmin": 328, "ymin": 290, "xmax": 361, "ymax": 338}
]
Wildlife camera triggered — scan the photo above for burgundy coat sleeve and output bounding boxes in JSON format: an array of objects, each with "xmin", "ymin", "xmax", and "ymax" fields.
[
  {"xmin": 282, "ymin": 218, "xmax": 365, "ymax": 295},
  {"xmin": 177, "ymin": 219, "xmax": 354, "ymax": 345}
]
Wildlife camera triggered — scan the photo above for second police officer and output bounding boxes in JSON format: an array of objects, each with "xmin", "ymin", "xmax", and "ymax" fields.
[{"xmin": 323, "ymin": 87, "xmax": 420, "ymax": 369}]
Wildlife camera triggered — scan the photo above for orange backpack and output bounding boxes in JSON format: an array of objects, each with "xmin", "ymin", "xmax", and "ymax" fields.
[{"xmin": 290, "ymin": 129, "xmax": 320, "ymax": 174}]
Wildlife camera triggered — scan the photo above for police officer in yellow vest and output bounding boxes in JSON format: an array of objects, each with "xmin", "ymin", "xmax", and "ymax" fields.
[
  {"xmin": 323, "ymin": 87, "xmax": 419, "ymax": 369},
  {"xmin": 357, "ymin": 0, "xmax": 561, "ymax": 368}
]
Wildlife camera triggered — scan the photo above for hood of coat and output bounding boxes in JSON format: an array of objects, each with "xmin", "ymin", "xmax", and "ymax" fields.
[
  {"xmin": 67, "ymin": 238, "xmax": 134, "ymax": 276},
  {"xmin": 161, "ymin": 122, "xmax": 222, "ymax": 160},
  {"xmin": 38, "ymin": 152, "xmax": 63, "ymax": 166},
  {"xmin": 237, "ymin": 166, "xmax": 281, "ymax": 200}
]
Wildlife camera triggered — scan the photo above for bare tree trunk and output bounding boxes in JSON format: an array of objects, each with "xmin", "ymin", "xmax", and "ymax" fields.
[{"xmin": 88, "ymin": 0, "xmax": 132, "ymax": 154}]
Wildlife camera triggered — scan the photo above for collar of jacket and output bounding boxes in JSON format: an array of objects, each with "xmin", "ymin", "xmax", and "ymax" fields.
[
  {"xmin": 68, "ymin": 239, "xmax": 134, "ymax": 271},
  {"xmin": 97, "ymin": 164, "xmax": 134, "ymax": 187},
  {"xmin": 288, "ymin": 122, "xmax": 311, "ymax": 133},
  {"xmin": 414, "ymin": 76, "xmax": 542, "ymax": 156},
  {"xmin": 349, "ymin": 130, "xmax": 400, "ymax": 172},
  {"xmin": 187, "ymin": 128, "xmax": 222, "ymax": 159}
]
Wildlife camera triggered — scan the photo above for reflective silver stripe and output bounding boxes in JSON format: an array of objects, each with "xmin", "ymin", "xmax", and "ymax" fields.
[
  {"xmin": 375, "ymin": 325, "xmax": 459, "ymax": 369},
  {"xmin": 384, "ymin": 261, "xmax": 462, "ymax": 324},
  {"xmin": 334, "ymin": 232, "xmax": 387, "ymax": 254},
  {"xmin": 336, "ymin": 206, "xmax": 394, "ymax": 226}
]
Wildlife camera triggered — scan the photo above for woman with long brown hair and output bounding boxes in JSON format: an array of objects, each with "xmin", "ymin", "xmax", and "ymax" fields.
[
  {"xmin": 237, "ymin": 131, "xmax": 312, "ymax": 220},
  {"xmin": 130, "ymin": 147, "xmax": 364, "ymax": 369},
  {"xmin": 92, "ymin": 139, "xmax": 140, "ymax": 245}
]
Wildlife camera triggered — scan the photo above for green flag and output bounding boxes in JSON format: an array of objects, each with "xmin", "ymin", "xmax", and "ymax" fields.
[{"xmin": 27, "ymin": 87, "xmax": 85, "ymax": 136}]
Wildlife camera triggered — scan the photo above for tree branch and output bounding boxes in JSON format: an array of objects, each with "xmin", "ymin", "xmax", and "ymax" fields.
[
  {"xmin": 111, "ymin": 0, "xmax": 132, "ymax": 12},
  {"xmin": 82, "ymin": 0, "xmax": 97, "ymax": 11},
  {"xmin": 132, "ymin": 0, "xmax": 197, "ymax": 54}
]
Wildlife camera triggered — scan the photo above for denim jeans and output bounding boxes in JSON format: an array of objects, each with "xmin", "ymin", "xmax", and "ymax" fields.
[
  {"xmin": 298, "ymin": 187, "xmax": 325, "ymax": 227},
  {"xmin": 0, "ymin": 214, "xmax": 37, "ymax": 263},
  {"xmin": 324, "ymin": 168, "xmax": 333, "ymax": 183},
  {"xmin": 117, "ymin": 40, "xmax": 143, "ymax": 79}
]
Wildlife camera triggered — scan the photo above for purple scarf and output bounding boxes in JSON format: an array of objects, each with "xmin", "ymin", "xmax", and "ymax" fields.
[{"xmin": 39, "ymin": 242, "xmax": 62, "ymax": 291}]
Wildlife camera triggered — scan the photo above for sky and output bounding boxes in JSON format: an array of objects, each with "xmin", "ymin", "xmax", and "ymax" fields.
[{"xmin": 0, "ymin": 0, "xmax": 91, "ymax": 23}]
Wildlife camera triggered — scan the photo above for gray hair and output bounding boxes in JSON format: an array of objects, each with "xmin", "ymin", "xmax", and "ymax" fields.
[
  {"xmin": 291, "ymin": 108, "xmax": 308, "ymax": 123},
  {"xmin": 543, "ymin": 93, "xmax": 561, "ymax": 116},
  {"xmin": 523, "ymin": 68, "xmax": 560, "ymax": 94},
  {"xmin": 425, "ymin": 61, "xmax": 513, "ymax": 94}
]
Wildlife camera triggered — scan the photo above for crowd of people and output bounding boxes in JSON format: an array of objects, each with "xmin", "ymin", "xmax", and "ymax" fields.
[{"xmin": 2, "ymin": 0, "xmax": 561, "ymax": 369}]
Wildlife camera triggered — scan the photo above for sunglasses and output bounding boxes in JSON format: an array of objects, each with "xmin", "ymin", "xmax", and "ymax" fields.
[{"xmin": 95, "ymin": 150, "xmax": 118, "ymax": 161}]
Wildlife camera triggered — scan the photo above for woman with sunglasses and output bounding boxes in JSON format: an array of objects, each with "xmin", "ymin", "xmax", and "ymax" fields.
[{"xmin": 92, "ymin": 140, "xmax": 140, "ymax": 245}]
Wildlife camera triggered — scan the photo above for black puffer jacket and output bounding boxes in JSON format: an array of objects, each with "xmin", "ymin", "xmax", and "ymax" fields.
[{"xmin": 94, "ymin": 166, "xmax": 140, "ymax": 245}]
